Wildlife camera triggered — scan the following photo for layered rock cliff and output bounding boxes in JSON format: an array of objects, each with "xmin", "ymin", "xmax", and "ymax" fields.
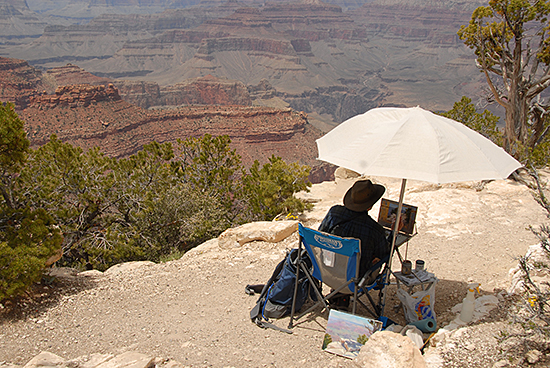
[
  {"xmin": 18, "ymin": 83, "xmax": 326, "ymax": 180},
  {"xmin": 29, "ymin": 83, "xmax": 122, "ymax": 108},
  {"xmin": 0, "ymin": 0, "xmax": 47, "ymax": 39},
  {"xmin": 0, "ymin": 57, "xmax": 47, "ymax": 109},
  {"xmin": 46, "ymin": 63, "xmax": 112, "ymax": 87},
  {"xmin": 2, "ymin": 0, "xmax": 493, "ymax": 129}
]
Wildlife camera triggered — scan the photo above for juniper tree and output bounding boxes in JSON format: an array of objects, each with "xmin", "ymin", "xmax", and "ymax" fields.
[
  {"xmin": 458, "ymin": 0, "xmax": 550, "ymax": 163},
  {"xmin": 0, "ymin": 103, "xmax": 62, "ymax": 301}
]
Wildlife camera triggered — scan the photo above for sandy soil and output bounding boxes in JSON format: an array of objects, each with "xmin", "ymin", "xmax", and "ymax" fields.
[{"xmin": 1, "ymin": 173, "xmax": 549, "ymax": 367}]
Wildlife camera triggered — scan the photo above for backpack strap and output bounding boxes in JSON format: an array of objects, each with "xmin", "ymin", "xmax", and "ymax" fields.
[
  {"xmin": 254, "ymin": 319, "xmax": 293, "ymax": 334},
  {"xmin": 245, "ymin": 284, "xmax": 264, "ymax": 295}
]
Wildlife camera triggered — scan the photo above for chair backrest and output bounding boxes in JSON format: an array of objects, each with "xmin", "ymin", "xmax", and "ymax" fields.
[{"xmin": 298, "ymin": 223, "xmax": 360, "ymax": 293}]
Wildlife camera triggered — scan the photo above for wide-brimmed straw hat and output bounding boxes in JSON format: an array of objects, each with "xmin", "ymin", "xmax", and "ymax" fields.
[{"xmin": 343, "ymin": 179, "xmax": 385, "ymax": 212}]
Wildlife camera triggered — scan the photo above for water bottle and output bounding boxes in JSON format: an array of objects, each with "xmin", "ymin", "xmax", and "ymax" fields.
[{"xmin": 459, "ymin": 283, "xmax": 480, "ymax": 323}]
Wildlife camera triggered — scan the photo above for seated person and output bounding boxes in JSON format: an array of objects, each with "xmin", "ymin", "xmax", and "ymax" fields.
[{"xmin": 318, "ymin": 179, "xmax": 390, "ymax": 277}]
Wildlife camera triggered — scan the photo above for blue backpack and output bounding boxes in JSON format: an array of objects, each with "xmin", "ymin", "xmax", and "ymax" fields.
[{"xmin": 247, "ymin": 248, "xmax": 316, "ymax": 333}]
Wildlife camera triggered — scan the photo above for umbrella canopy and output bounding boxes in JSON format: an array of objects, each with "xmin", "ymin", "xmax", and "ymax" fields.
[
  {"xmin": 316, "ymin": 106, "xmax": 523, "ymax": 318},
  {"xmin": 316, "ymin": 106, "xmax": 522, "ymax": 184}
]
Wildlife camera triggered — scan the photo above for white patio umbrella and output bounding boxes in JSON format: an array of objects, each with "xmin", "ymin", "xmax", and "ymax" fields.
[{"xmin": 316, "ymin": 106, "xmax": 522, "ymax": 315}]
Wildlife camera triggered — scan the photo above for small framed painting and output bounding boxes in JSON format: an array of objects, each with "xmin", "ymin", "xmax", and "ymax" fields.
[{"xmin": 322, "ymin": 309, "xmax": 383, "ymax": 359}]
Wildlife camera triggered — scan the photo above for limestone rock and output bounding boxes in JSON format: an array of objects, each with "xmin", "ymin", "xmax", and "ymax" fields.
[
  {"xmin": 492, "ymin": 360, "xmax": 511, "ymax": 368},
  {"xmin": 335, "ymin": 167, "xmax": 360, "ymax": 180},
  {"xmin": 45, "ymin": 267, "xmax": 79, "ymax": 279},
  {"xmin": 353, "ymin": 331, "xmax": 427, "ymax": 368},
  {"xmin": 95, "ymin": 352, "xmax": 154, "ymax": 368},
  {"xmin": 78, "ymin": 269, "xmax": 104, "ymax": 278},
  {"xmin": 23, "ymin": 352, "xmax": 65, "ymax": 368},
  {"xmin": 0, "ymin": 363, "xmax": 21, "ymax": 368},
  {"xmin": 66, "ymin": 353, "xmax": 113, "ymax": 368},
  {"xmin": 104, "ymin": 261, "xmax": 156, "ymax": 276},
  {"xmin": 184, "ymin": 238, "xmax": 219, "ymax": 257},
  {"xmin": 525, "ymin": 349, "xmax": 542, "ymax": 364},
  {"xmin": 509, "ymin": 243, "xmax": 550, "ymax": 295},
  {"xmin": 20, "ymin": 352, "xmax": 158, "ymax": 368},
  {"xmin": 218, "ymin": 220, "xmax": 298, "ymax": 248}
]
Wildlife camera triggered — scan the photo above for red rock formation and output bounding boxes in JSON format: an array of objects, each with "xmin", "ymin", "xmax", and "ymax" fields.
[
  {"xmin": 0, "ymin": 57, "xmax": 45, "ymax": 109},
  {"xmin": 160, "ymin": 75, "xmax": 252, "ymax": 106},
  {"xmin": 46, "ymin": 64, "xmax": 112, "ymax": 87},
  {"xmin": 115, "ymin": 75, "xmax": 252, "ymax": 108},
  {"xmin": 19, "ymin": 84, "xmax": 327, "ymax": 181},
  {"xmin": 30, "ymin": 84, "xmax": 121, "ymax": 108},
  {"xmin": 114, "ymin": 80, "xmax": 161, "ymax": 108}
]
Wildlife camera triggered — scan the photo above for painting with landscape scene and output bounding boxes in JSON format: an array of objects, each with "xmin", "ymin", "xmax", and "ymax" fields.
[
  {"xmin": 322, "ymin": 309, "xmax": 383, "ymax": 359},
  {"xmin": 378, "ymin": 198, "xmax": 418, "ymax": 235}
]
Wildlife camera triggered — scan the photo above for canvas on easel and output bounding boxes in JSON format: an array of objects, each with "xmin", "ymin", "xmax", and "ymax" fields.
[
  {"xmin": 378, "ymin": 198, "xmax": 418, "ymax": 236},
  {"xmin": 322, "ymin": 309, "xmax": 383, "ymax": 359}
]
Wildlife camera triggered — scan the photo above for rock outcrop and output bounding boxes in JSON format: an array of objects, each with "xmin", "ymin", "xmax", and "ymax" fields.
[
  {"xmin": 46, "ymin": 64, "xmax": 112, "ymax": 87},
  {"xmin": 353, "ymin": 331, "xmax": 427, "ymax": 368},
  {"xmin": 115, "ymin": 75, "xmax": 252, "ymax": 108},
  {"xmin": 30, "ymin": 84, "xmax": 121, "ymax": 108},
  {"xmin": 4, "ymin": 350, "xmax": 176, "ymax": 368},
  {"xmin": 0, "ymin": 57, "xmax": 46, "ymax": 109}
]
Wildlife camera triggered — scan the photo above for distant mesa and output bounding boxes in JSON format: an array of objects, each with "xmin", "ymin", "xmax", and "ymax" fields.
[{"xmin": 46, "ymin": 63, "xmax": 112, "ymax": 87}]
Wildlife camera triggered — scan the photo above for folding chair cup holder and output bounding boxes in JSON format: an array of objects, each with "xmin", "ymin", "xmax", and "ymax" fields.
[{"xmin": 288, "ymin": 224, "xmax": 391, "ymax": 329}]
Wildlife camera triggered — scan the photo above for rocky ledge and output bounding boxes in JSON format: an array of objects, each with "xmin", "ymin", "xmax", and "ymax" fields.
[
  {"xmin": 0, "ymin": 57, "xmax": 45, "ymax": 109},
  {"xmin": 30, "ymin": 84, "xmax": 121, "ymax": 109},
  {"xmin": 114, "ymin": 75, "xmax": 252, "ymax": 109}
]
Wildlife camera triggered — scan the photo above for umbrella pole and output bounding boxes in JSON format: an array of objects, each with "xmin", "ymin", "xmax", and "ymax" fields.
[{"xmin": 380, "ymin": 178, "xmax": 407, "ymax": 317}]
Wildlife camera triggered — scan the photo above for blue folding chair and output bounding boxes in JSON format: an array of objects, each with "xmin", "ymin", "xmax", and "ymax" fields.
[{"xmin": 288, "ymin": 224, "xmax": 390, "ymax": 328}]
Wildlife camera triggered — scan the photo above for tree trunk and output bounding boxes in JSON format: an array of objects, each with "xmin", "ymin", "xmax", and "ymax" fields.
[
  {"xmin": 504, "ymin": 34, "xmax": 529, "ymax": 155},
  {"xmin": 504, "ymin": 96, "xmax": 529, "ymax": 155}
]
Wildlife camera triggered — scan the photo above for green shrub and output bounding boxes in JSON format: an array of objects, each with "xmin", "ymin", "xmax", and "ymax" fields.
[
  {"xmin": 2, "ymin": 123, "xmax": 313, "ymax": 274},
  {"xmin": 244, "ymin": 155, "xmax": 312, "ymax": 221},
  {"xmin": 440, "ymin": 96, "xmax": 502, "ymax": 145},
  {"xmin": 442, "ymin": 96, "xmax": 550, "ymax": 167},
  {"xmin": 0, "ymin": 208, "xmax": 63, "ymax": 301}
]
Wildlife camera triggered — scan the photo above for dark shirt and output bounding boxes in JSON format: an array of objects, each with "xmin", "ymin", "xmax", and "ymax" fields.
[{"xmin": 318, "ymin": 205, "xmax": 390, "ymax": 276}]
